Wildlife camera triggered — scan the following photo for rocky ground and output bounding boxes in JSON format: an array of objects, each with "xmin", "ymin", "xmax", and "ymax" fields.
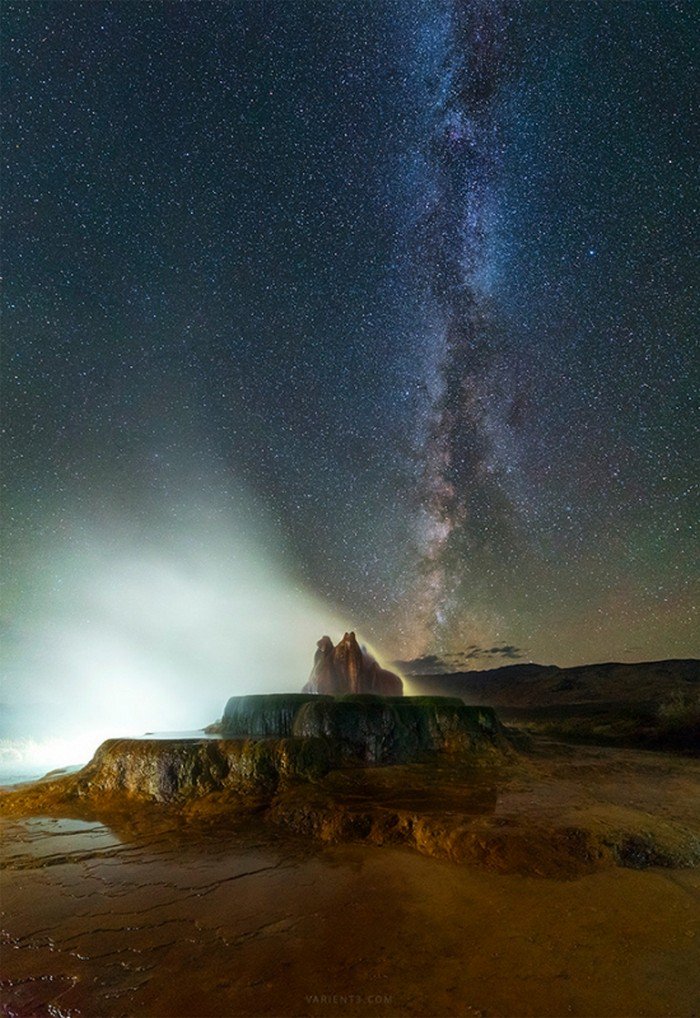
[
  {"xmin": 1, "ymin": 737, "xmax": 699, "ymax": 1017},
  {"xmin": 268, "ymin": 741, "xmax": 700, "ymax": 876}
]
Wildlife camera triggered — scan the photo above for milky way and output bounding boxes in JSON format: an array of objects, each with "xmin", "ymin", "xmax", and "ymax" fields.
[
  {"xmin": 3, "ymin": 0, "xmax": 698, "ymax": 689},
  {"xmin": 404, "ymin": 0, "xmax": 510, "ymax": 652}
]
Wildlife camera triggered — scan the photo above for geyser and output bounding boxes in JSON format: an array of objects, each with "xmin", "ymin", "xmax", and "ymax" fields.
[{"xmin": 303, "ymin": 632, "xmax": 403, "ymax": 696}]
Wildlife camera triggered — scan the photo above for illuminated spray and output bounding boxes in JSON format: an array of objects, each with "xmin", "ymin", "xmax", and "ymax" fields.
[{"xmin": 0, "ymin": 490, "xmax": 364, "ymax": 780}]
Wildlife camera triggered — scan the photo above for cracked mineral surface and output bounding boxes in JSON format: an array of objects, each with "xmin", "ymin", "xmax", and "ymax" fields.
[{"xmin": 1, "ymin": 739, "xmax": 699, "ymax": 1017}]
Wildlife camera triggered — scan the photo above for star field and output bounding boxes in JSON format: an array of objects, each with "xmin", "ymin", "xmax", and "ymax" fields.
[{"xmin": 3, "ymin": 0, "xmax": 698, "ymax": 673}]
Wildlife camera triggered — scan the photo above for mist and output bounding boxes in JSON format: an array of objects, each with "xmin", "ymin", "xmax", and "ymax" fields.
[{"xmin": 1, "ymin": 490, "xmax": 349, "ymax": 782}]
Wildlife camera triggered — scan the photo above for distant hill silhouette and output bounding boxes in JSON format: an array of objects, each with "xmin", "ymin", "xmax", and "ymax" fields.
[
  {"xmin": 403, "ymin": 659, "xmax": 699, "ymax": 753},
  {"xmin": 403, "ymin": 659, "xmax": 698, "ymax": 706}
]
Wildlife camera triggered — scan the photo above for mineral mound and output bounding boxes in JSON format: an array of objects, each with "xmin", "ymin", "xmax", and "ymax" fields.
[
  {"xmin": 70, "ymin": 734, "xmax": 332, "ymax": 803},
  {"xmin": 3, "ymin": 694, "xmax": 697, "ymax": 878},
  {"xmin": 303, "ymin": 631, "xmax": 403, "ymax": 696},
  {"xmin": 221, "ymin": 693, "xmax": 506, "ymax": 766},
  {"xmin": 1, "ymin": 696, "xmax": 508, "ymax": 811}
]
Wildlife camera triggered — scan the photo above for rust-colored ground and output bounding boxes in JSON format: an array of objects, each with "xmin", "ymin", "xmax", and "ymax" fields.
[{"xmin": 1, "ymin": 741, "xmax": 699, "ymax": 1017}]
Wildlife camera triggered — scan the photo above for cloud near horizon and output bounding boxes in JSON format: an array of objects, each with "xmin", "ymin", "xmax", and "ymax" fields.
[{"xmin": 395, "ymin": 644, "xmax": 526, "ymax": 675}]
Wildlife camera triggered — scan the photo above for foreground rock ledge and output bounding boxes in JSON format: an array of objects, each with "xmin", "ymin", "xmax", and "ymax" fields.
[
  {"xmin": 0, "ymin": 695, "xmax": 509, "ymax": 807},
  {"xmin": 3, "ymin": 696, "xmax": 698, "ymax": 877}
]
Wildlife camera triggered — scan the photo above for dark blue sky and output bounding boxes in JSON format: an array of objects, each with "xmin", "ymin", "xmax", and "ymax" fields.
[{"xmin": 4, "ymin": 0, "xmax": 698, "ymax": 675}]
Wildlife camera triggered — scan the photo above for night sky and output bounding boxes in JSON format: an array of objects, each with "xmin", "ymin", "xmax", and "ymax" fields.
[{"xmin": 4, "ymin": 0, "xmax": 698, "ymax": 698}]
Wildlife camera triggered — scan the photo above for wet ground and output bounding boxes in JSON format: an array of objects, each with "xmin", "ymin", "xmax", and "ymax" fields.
[{"xmin": 1, "ymin": 741, "xmax": 699, "ymax": 1017}]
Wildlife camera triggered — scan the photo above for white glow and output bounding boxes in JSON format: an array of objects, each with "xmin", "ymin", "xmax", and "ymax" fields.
[
  {"xmin": 0, "ymin": 734, "xmax": 112, "ymax": 783},
  {"xmin": 1, "ymin": 491, "xmax": 351, "ymax": 781}
]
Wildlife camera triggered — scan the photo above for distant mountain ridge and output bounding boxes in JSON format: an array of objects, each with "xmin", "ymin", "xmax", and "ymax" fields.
[{"xmin": 403, "ymin": 659, "xmax": 699, "ymax": 709}]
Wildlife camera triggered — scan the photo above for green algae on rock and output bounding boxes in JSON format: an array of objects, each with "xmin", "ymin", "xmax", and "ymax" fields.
[
  {"xmin": 219, "ymin": 693, "xmax": 510, "ymax": 767},
  {"xmin": 221, "ymin": 693, "xmax": 331, "ymax": 737},
  {"xmin": 292, "ymin": 694, "xmax": 508, "ymax": 764}
]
